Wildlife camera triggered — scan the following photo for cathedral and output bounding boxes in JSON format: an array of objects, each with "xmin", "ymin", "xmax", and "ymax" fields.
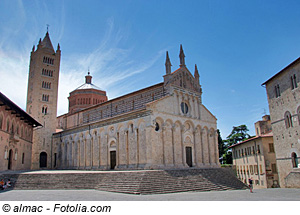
[{"xmin": 27, "ymin": 32, "xmax": 219, "ymax": 170}]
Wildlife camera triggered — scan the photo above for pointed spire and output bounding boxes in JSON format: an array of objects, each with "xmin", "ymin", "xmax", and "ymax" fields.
[
  {"xmin": 32, "ymin": 45, "xmax": 35, "ymax": 52},
  {"xmin": 179, "ymin": 44, "xmax": 185, "ymax": 67},
  {"xmin": 41, "ymin": 31, "xmax": 55, "ymax": 52},
  {"xmin": 165, "ymin": 51, "xmax": 172, "ymax": 75},
  {"xmin": 57, "ymin": 43, "xmax": 60, "ymax": 51},
  {"xmin": 194, "ymin": 64, "xmax": 200, "ymax": 85}
]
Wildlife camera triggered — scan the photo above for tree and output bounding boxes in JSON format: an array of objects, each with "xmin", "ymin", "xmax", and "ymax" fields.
[
  {"xmin": 223, "ymin": 125, "xmax": 252, "ymax": 164},
  {"xmin": 217, "ymin": 129, "xmax": 226, "ymax": 160},
  {"xmin": 225, "ymin": 125, "xmax": 251, "ymax": 147}
]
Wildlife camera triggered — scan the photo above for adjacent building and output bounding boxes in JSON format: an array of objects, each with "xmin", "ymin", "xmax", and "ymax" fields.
[
  {"xmin": 229, "ymin": 115, "xmax": 279, "ymax": 188},
  {"xmin": 262, "ymin": 58, "xmax": 300, "ymax": 188},
  {"xmin": 0, "ymin": 92, "xmax": 41, "ymax": 171}
]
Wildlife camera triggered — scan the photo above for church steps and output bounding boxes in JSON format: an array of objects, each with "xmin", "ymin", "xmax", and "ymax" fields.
[{"xmin": 0, "ymin": 168, "xmax": 247, "ymax": 194}]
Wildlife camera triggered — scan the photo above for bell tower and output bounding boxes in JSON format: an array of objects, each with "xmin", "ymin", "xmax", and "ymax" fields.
[{"xmin": 26, "ymin": 30, "xmax": 61, "ymax": 169}]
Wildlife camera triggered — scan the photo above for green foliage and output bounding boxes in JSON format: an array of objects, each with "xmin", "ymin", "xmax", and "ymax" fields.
[
  {"xmin": 225, "ymin": 125, "xmax": 251, "ymax": 147},
  {"xmin": 217, "ymin": 129, "xmax": 226, "ymax": 158},
  {"xmin": 219, "ymin": 125, "xmax": 252, "ymax": 164}
]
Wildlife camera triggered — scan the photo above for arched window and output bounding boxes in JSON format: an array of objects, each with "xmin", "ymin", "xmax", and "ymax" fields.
[
  {"xmin": 291, "ymin": 74, "xmax": 297, "ymax": 90},
  {"xmin": 291, "ymin": 152, "xmax": 298, "ymax": 168},
  {"xmin": 6, "ymin": 119, "xmax": 10, "ymax": 132},
  {"xmin": 0, "ymin": 114, "xmax": 3, "ymax": 130},
  {"xmin": 284, "ymin": 111, "xmax": 293, "ymax": 128}
]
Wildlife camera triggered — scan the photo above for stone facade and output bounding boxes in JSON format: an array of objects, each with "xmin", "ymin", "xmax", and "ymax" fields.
[
  {"xmin": 262, "ymin": 58, "xmax": 300, "ymax": 188},
  {"xmin": 0, "ymin": 92, "xmax": 41, "ymax": 171},
  {"xmin": 26, "ymin": 32, "xmax": 61, "ymax": 169},
  {"xmin": 230, "ymin": 116, "xmax": 279, "ymax": 188},
  {"xmin": 52, "ymin": 46, "xmax": 219, "ymax": 170}
]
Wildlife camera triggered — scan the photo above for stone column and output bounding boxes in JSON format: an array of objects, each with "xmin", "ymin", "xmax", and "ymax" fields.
[
  {"xmin": 135, "ymin": 128, "xmax": 139, "ymax": 168},
  {"xmin": 215, "ymin": 130, "xmax": 220, "ymax": 165},
  {"xmin": 162, "ymin": 124, "xmax": 166, "ymax": 166},
  {"xmin": 176, "ymin": 93, "xmax": 180, "ymax": 115},
  {"xmin": 208, "ymin": 130, "xmax": 211, "ymax": 164},
  {"xmin": 181, "ymin": 125, "xmax": 185, "ymax": 166},
  {"xmin": 171, "ymin": 126, "xmax": 175, "ymax": 166},
  {"xmin": 197, "ymin": 99, "xmax": 201, "ymax": 120},
  {"xmin": 193, "ymin": 97, "xmax": 197, "ymax": 118},
  {"xmin": 117, "ymin": 132, "xmax": 120, "ymax": 167},
  {"xmin": 98, "ymin": 135, "xmax": 101, "ymax": 168},
  {"xmin": 193, "ymin": 130, "xmax": 197, "ymax": 166}
]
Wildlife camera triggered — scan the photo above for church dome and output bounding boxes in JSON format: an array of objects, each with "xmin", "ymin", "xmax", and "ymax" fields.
[{"xmin": 68, "ymin": 72, "xmax": 108, "ymax": 114}]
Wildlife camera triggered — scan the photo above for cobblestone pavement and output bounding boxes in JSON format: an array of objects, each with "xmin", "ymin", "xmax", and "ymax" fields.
[{"xmin": 0, "ymin": 188, "xmax": 299, "ymax": 201}]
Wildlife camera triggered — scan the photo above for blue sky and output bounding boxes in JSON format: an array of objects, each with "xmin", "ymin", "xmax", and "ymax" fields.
[{"xmin": 1, "ymin": 0, "xmax": 300, "ymax": 138}]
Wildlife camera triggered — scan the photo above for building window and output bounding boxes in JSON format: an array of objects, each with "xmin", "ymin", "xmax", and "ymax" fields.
[
  {"xmin": 291, "ymin": 152, "xmax": 298, "ymax": 168},
  {"xmin": 291, "ymin": 74, "xmax": 297, "ymax": 90},
  {"xmin": 22, "ymin": 153, "xmax": 25, "ymax": 164},
  {"xmin": 254, "ymin": 165, "xmax": 258, "ymax": 175},
  {"xmin": 284, "ymin": 111, "xmax": 293, "ymax": 128},
  {"xmin": 0, "ymin": 114, "xmax": 3, "ymax": 130},
  {"xmin": 259, "ymin": 165, "xmax": 263, "ymax": 174},
  {"xmin": 42, "ymin": 94, "xmax": 49, "ymax": 102},
  {"xmin": 155, "ymin": 122, "xmax": 160, "ymax": 131},
  {"xmin": 271, "ymin": 163, "xmax": 277, "ymax": 173},
  {"xmin": 257, "ymin": 145, "xmax": 260, "ymax": 154},
  {"xmin": 275, "ymin": 84, "xmax": 281, "ymax": 98},
  {"xmin": 269, "ymin": 143, "xmax": 274, "ymax": 153},
  {"xmin": 6, "ymin": 119, "xmax": 9, "ymax": 132},
  {"xmin": 181, "ymin": 102, "xmax": 189, "ymax": 114},
  {"xmin": 297, "ymin": 106, "xmax": 300, "ymax": 125},
  {"xmin": 42, "ymin": 106, "xmax": 48, "ymax": 114},
  {"xmin": 43, "ymin": 56, "xmax": 54, "ymax": 65}
]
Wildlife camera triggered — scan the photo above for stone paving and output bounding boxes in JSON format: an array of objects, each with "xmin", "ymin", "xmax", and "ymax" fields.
[{"xmin": 0, "ymin": 188, "xmax": 299, "ymax": 201}]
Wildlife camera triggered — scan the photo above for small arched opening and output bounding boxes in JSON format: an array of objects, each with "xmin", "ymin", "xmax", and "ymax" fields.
[
  {"xmin": 291, "ymin": 152, "xmax": 298, "ymax": 168},
  {"xmin": 8, "ymin": 149, "xmax": 13, "ymax": 170},
  {"xmin": 39, "ymin": 152, "xmax": 47, "ymax": 168}
]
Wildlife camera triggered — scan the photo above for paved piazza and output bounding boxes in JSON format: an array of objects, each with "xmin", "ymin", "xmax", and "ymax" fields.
[{"xmin": 0, "ymin": 188, "xmax": 299, "ymax": 201}]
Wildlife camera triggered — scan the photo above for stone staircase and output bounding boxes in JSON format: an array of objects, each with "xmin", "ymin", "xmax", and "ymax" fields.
[
  {"xmin": 96, "ymin": 168, "xmax": 247, "ymax": 194},
  {"xmin": 0, "ymin": 168, "xmax": 247, "ymax": 194}
]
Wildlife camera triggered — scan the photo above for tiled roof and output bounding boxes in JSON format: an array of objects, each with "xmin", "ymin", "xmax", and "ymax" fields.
[
  {"xmin": 262, "ymin": 57, "xmax": 300, "ymax": 85},
  {"xmin": 228, "ymin": 132, "xmax": 273, "ymax": 149},
  {"xmin": 0, "ymin": 92, "xmax": 42, "ymax": 127}
]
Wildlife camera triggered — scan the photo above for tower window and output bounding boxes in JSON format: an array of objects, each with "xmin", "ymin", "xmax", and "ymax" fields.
[
  {"xmin": 43, "ymin": 56, "xmax": 54, "ymax": 65},
  {"xmin": 42, "ymin": 94, "xmax": 49, "ymax": 102}
]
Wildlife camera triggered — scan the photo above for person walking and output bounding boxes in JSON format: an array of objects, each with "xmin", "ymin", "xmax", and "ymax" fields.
[{"xmin": 248, "ymin": 178, "xmax": 253, "ymax": 193}]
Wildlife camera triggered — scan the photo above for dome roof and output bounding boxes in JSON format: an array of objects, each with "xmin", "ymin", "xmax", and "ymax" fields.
[{"xmin": 72, "ymin": 72, "xmax": 104, "ymax": 92}]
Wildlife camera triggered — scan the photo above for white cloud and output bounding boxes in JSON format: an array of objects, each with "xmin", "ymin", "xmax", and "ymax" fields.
[{"xmin": 0, "ymin": 6, "xmax": 163, "ymax": 117}]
